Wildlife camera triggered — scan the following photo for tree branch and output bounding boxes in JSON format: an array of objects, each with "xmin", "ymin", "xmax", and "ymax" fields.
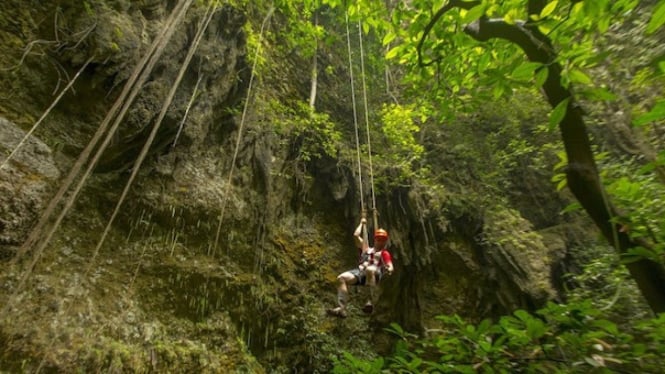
[
  {"xmin": 461, "ymin": 17, "xmax": 665, "ymax": 313},
  {"xmin": 417, "ymin": 0, "xmax": 480, "ymax": 67},
  {"xmin": 418, "ymin": 0, "xmax": 665, "ymax": 312}
]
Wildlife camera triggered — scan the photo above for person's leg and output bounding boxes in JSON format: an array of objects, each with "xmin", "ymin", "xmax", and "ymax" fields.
[
  {"xmin": 362, "ymin": 266, "xmax": 377, "ymax": 313},
  {"xmin": 365, "ymin": 265, "xmax": 377, "ymax": 287},
  {"xmin": 336, "ymin": 271, "xmax": 356, "ymax": 309},
  {"xmin": 329, "ymin": 270, "xmax": 358, "ymax": 317}
]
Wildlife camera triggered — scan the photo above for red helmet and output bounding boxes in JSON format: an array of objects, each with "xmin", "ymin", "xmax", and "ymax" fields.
[{"xmin": 374, "ymin": 228, "xmax": 389, "ymax": 240}]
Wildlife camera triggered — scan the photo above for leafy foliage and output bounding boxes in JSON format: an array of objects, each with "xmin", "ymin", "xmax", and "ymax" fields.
[
  {"xmin": 599, "ymin": 157, "xmax": 665, "ymax": 266},
  {"xmin": 334, "ymin": 301, "xmax": 665, "ymax": 373},
  {"xmin": 270, "ymin": 99, "xmax": 342, "ymax": 162},
  {"xmin": 564, "ymin": 247, "xmax": 651, "ymax": 323},
  {"xmin": 369, "ymin": 103, "xmax": 427, "ymax": 187},
  {"xmin": 332, "ymin": 352, "xmax": 384, "ymax": 374},
  {"xmin": 379, "ymin": 103, "xmax": 424, "ymax": 167}
]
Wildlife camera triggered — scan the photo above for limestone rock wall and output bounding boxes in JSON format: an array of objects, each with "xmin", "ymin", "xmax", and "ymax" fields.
[{"xmin": 0, "ymin": 1, "xmax": 589, "ymax": 372}]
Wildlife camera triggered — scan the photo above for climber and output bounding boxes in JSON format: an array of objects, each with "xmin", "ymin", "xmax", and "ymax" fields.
[{"xmin": 327, "ymin": 217, "xmax": 394, "ymax": 318}]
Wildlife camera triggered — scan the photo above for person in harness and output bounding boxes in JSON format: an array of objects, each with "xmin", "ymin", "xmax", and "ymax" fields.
[{"xmin": 327, "ymin": 217, "xmax": 394, "ymax": 318}]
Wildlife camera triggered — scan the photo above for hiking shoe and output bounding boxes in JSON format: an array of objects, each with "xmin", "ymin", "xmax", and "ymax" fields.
[
  {"xmin": 327, "ymin": 307, "xmax": 347, "ymax": 318},
  {"xmin": 362, "ymin": 302, "xmax": 374, "ymax": 314}
]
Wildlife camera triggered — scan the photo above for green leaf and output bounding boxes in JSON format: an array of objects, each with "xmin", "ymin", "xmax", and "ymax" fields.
[
  {"xmin": 479, "ymin": 339, "xmax": 492, "ymax": 353},
  {"xmin": 477, "ymin": 319, "xmax": 492, "ymax": 334},
  {"xmin": 568, "ymin": 69, "xmax": 593, "ymax": 85},
  {"xmin": 535, "ymin": 67, "xmax": 549, "ymax": 87},
  {"xmin": 583, "ymin": 0, "xmax": 605, "ymax": 15},
  {"xmin": 382, "ymin": 32, "xmax": 396, "ymax": 46},
  {"xmin": 346, "ymin": 5, "xmax": 355, "ymax": 17},
  {"xmin": 463, "ymin": 4, "xmax": 486, "ymax": 23},
  {"xmin": 598, "ymin": 15, "xmax": 610, "ymax": 33},
  {"xmin": 638, "ymin": 162, "xmax": 656, "ymax": 174},
  {"xmin": 579, "ymin": 87, "xmax": 617, "ymax": 101},
  {"xmin": 511, "ymin": 62, "xmax": 542, "ymax": 81},
  {"xmin": 633, "ymin": 343, "xmax": 647, "ymax": 355},
  {"xmin": 371, "ymin": 357, "xmax": 384, "ymax": 371},
  {"xmin": 561, "ymin": 202, "xmax": 581, "ymax": 214},
  {"xmin": 362, "ymin": 21, "xmax": 370, "ymax": 34},
  {"xmin": 625, "ymin": 246, "xmax": 659, "ymax": 262},
  {"xmin": 549, "ymin": 98, "xmax": 570, "ymax": 130},
  {"xmin": 504, "ymin": 8, "xmax": 519, "ymax": 24},
  {"xmin": 540, "ymin": 1, "xmax": 558, "ymax": 18},
  {"xmin": 387, "ymin": 322, "xmax": 405, "ymax": 337},
  {"xmin": 526, "ymin": 319, "xmax": 546, "ymax": 339},
  {"xmin": 633, "ymin": 100, "xmax": 665, "ymax": 127},
  {"xmin": 646, "ymin": 0, "xmax": 665, "ymax": 34},
  {"xmin": 493, "ymin": 82, "xmax": 506, "ymax": 99},
  {"xmin": 514, "ymin": 310, "xmax": 531, "ymax": 322},
  {"xmin": 478, "ymin": 52, "xmax": 490, "ymax": 74},
  {"xmin": 385, "ymin": 46, "xmax": 401, "ymax": 60},
  {"xmin": 593, "ymin": 319, "xmax": 619, "ymax": 335}
]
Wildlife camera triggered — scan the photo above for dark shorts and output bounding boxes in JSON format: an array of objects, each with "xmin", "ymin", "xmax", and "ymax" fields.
[{"xmin": 349, "ymin": 268, "xmax": 382, "ymax": 286}]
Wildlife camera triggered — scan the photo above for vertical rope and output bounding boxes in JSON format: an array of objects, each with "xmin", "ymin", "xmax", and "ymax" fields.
[
  {"xmin": 358, "ymin": 20, "xmax": 378, "ymax": 229},
  {"xmin": 346, "ymin": 10, "xmax": 364, "ymax": 214}
]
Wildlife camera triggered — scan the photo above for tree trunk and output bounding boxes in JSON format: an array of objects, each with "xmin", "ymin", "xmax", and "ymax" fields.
[
  {"xmin": 309, "ymin": 12, "xmax": 318, "ymax": 109},
  {"xmin": 463, "ymin": 17, "xmax": 665, "ymax": 313}
]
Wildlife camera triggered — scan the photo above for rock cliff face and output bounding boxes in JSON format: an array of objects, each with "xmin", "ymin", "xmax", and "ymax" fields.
[
  {"xmin": 0, "ymin": 1, "xmax": 588, "ymax": 372},
  {"xmin": 0, "ymin": 118, "xmax": 60, "ymax": 254}
]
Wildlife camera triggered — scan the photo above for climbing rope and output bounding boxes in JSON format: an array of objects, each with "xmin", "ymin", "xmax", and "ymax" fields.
[
  {"xmin": 345, "ymin": 10, "xmax": 365, "ymax": 215},
  {"xmin": 346, "ymin": 10, "xmax": 378, "ymax": 229},
  {"xmin": 357, "ymin": 19, "xmax": 378, "ymax": 229}
]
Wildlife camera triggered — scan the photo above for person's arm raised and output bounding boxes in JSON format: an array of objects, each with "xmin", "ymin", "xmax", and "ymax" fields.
[{"xmin": 354, "ymin": 218, "xmax": 368, "ymax": 251}]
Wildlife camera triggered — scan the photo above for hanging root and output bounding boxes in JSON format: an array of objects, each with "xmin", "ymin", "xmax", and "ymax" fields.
[
  {"xmin": 212, "ymin": 5, "xmax": 275, "ymax": 256},
  {"xmin": 90, "ymin": 0, "xmax": 216, "ymax": 264},
  {"xmin": 4, "ymin": 0, "xmax": 195, "ymax": 322},
  {"xmin": 0, "ymin": 55, "xmax": 94, "ymax": 172},
  {"xmin": 172, "ymin": 66, "xmax": 204, "ymax": 149}
]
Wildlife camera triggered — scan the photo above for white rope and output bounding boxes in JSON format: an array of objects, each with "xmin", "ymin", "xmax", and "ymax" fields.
[
  {"xmin": 346, "ymin": 10, "xmax": 365, "ymax": 213},
  {"xmin": 357, "ymin": 19, "xmax": 378, "ymax": 228}
]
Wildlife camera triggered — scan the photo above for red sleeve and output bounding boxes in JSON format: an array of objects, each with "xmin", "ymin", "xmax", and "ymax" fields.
[{"xmin": 381, "ymin": 250, "xmax": 392, "ymax": 266}]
